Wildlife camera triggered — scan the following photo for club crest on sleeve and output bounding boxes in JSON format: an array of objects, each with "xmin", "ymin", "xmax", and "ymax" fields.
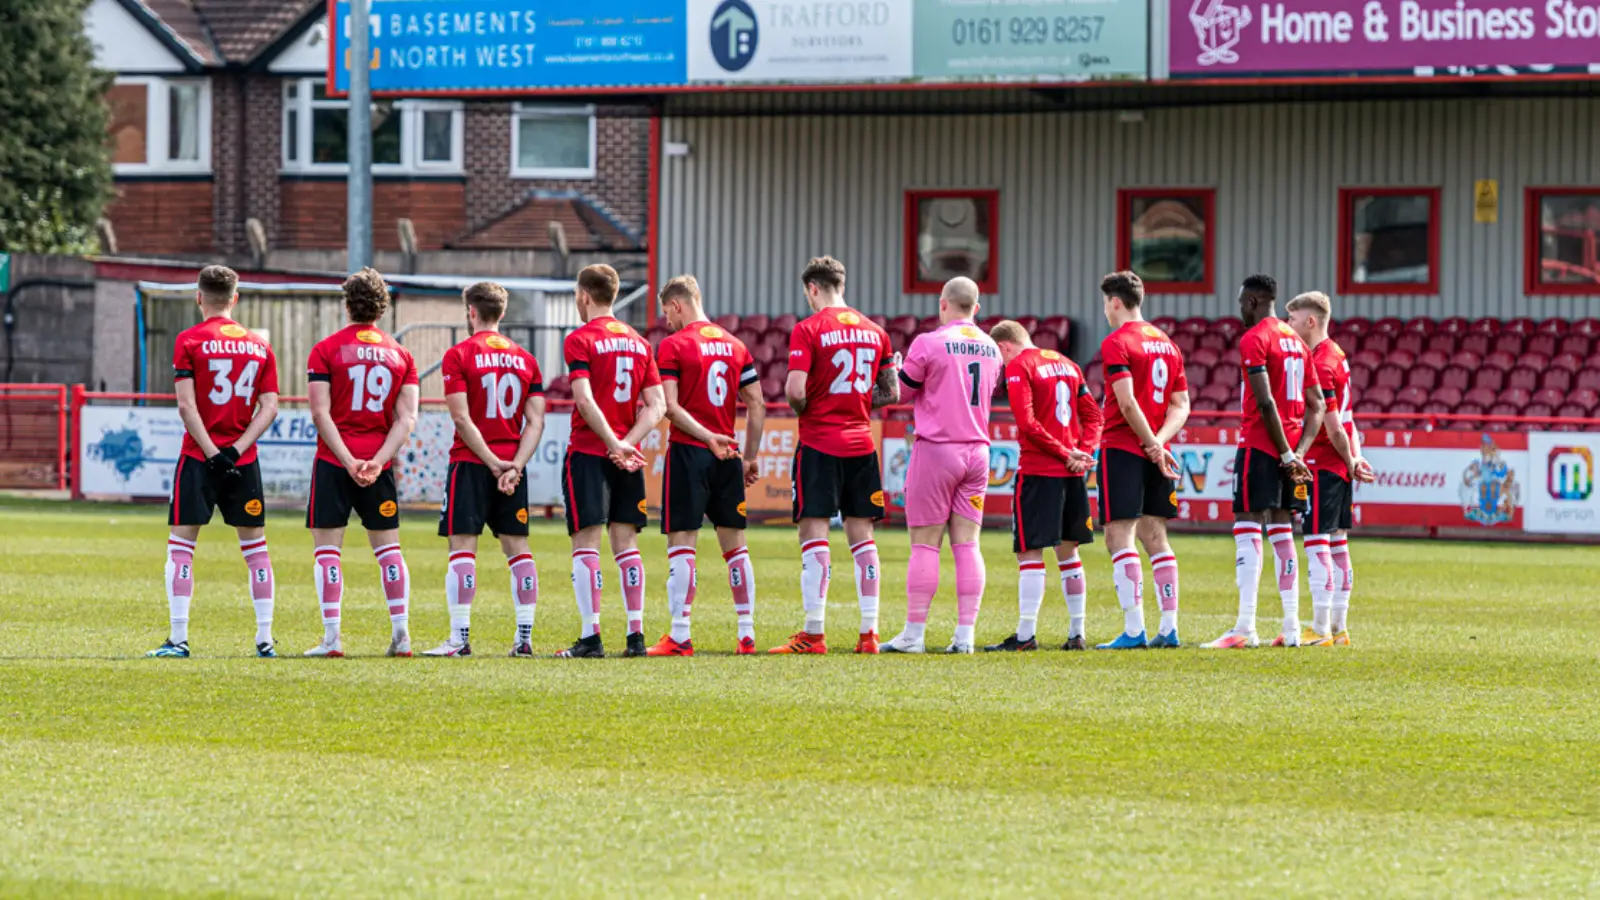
[
  {"xmin": 606, "ymin": 321, "xmax": 629, "ymax": 334},
  {"xmin": 356, "ymin": 330, "xmax": 383, "ymax": 344},
  {"xmin": 220, "ymin": 324, "xmax": 248, "ymax": 338},
  {"xmin": 379, "ymin": 500, "xmax": 398, "ymax": 517},
  {"xmin": 838, "ymin": 312, "xmax": 861, "ymax": 325},
  {"xmin": 700, "ymin": 325, "xmax": 724, "ymax": 338},
  {"xmin": 516, "ymin": 507, "xmax": 529, "ymax": 524},
  {"xmin": 485, "ymin": 335, "xmax": 511, "ymax": 350},
  {"xmin": 244, "ymin": 499, "xmax": 263, "ymax": 516}
]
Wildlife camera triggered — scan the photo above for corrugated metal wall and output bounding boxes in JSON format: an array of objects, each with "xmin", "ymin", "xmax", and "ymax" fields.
[{"xmin": 659, "ymin": 97, "xmax": 1600, "ymax": 349}]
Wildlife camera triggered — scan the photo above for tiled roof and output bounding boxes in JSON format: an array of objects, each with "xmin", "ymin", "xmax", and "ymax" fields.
[
  {"xmin": 451, "ymin": 195, "xmax": 643, "ymax": 253},
  {"xmin": 131, "ymin": 0, "xmax": 221, "ymax": 65},
  {"xmin": 193, "ymin": 0, "xmax": 319, "ymax": 62}
]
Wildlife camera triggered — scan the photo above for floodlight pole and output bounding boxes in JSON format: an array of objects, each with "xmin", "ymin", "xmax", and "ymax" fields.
[{"xmin": 347, "ymin": 0, "xmax": 373, "ymax": 272}]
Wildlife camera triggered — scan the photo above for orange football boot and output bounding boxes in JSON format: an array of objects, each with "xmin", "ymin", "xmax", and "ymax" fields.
[
  {"xmin": 855, "ymin": 630, "xmax": 880, "ymax": 654},
  {"xmin": 645, "ymin": 634, "xmax": 694, "ymax": 657},
  {"xmin": 769, "ymin": 632, "xmax": 827, "ymax": 654}
]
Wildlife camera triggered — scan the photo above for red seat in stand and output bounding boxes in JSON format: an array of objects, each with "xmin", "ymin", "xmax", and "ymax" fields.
[
  {"xmin": 1483, "ymin": 350, "xmax": 1518, "ymax": 372},
  {"xmin": 1574, "ymin": 318, "xmax": 1600, "ymax": 337},
  {"xmin": 1499, "ymin": 387, "xmax": 1532, "ymax": 407},
  {"xmin": 1537, "ymin": 318, "xmax": 1566, "ymax": 335},
  {"xmin": 1506, "ymin": 367, "xmax": 1540, "ymax": 393},
  {"xmin": 1559, "ymin": 335, "xmax": 1591, "ymax": 357},
  {"xmin": 1542, "ymin": 369, "xmax": 1573, "ymax": 394},
  {"xmin": 1406, "ymin": 367, "xmax": 1438, "ymax": 391},
  {"xmin": 1424, "ymin": 333, "xmax": 1456, "ymax": 355},
  {"xmin": 1552, "ymin": 352, "xmax": 1585, "ymax": 374},
  {"xmin": 1526, "ymin": 333, "xmax": 1558, "ymax": 358},
  {"xmin": 1374, "ymin": 367, "xmax": 1405, "ymax": 391},
  {"xmin": 1151, "ymin": 316, "xmax": 1180, "ymax": 335},
  {"xmin": 1363, "ymin": 386, "xmax": 1396, "ymax": 408},
  {"xmin": 1472, "ymin": 368, "xmax": 1506, "ymax": 393},
  {"xmin": 1199, "ymin": 384, "xmax": 1234, "ymax": 408},
  {"xmin": 1373, "ymin": 317, "xmax": 1405, "ymax": 336},
  {"xmin": 1571, "ymin": 388, "xmax": 1600, "ymax": 412},
  {"xmin": 1458, "ymin": 333, "xmax": 1491, "ymax": 357},
  {"xmin": 1468, "ymin": 317, "xmax": 1501, "ymax": 335},
  {"xmin": 1393, "ymin": 333, "xmax": 1425, "ymax": 356},
  {"xmin": 1437, "ymin": 316, "xmax": 1471, "ymax": 335},
  {"xmin": 1189, "ymin": 347, "xmax": 1221, "ymax": 369},
  {"xmin": 714, "ymin": 314, "xmax": 741, "ymax": 331},
  {"xmin": 1462, "ymin": 387, "xmax": 1498, "ymax": 408},
  {"xmin": 1576, "ymin": 370, "xmax": 1600, "ymax": 392},
  {"xmin": 773, "ymin": 314, "xmax": 798, "ymax": 333},
  {"xmin": 1432, "ymin": 386, "xmax": 1464, "ymax": 408},
  {"xmin": 545, "ymin": 375, "xmax": 571, "ymax": 400},
  {"xmin": 1342, "ymin": 317, "xmax": 1372, "ymax": 337},
  {"xmin": 1503, "ymin": 317, "xmax": 1539, "ymax": 336},
  {"xmin": 1352, "ymin": 349, "xmax": 1385, "ymax": 370},
  {"xmin": 1349, "ymin": 366, "xmax": 1373, "ymax": 392},
  {"xmin": 1397, "ymin": 386, "xmax": 1430, "ymax": 408},
  {"xmin": 1533, "ymin": 388, "xmax": 1568, "ymax": 409},
  {"xmin": 1417, "ymin": 349, "xmax": 1450, "ymax": 370},
  {"xmin": 1521, "ymin": 352, "xmax": 1552, "ymax": 372},
  {"xmin": 1187, "ymin": 363, "xmax": 1212, "ymax": 389},
  {"xmin": 1557, "ymin": 403, "xmax": 1593, "ymax": 422},
  {"xmin": 1448, "ymin": 350, "xmax": 1483, "ymax": 370},
  {"xmin": 1388, "ymin": 350, "xmax": 1417, "ymax": 369},
  {"xmin": 1214, "ymin": 317, "xmax": 1245, "ymax": 341},
  {"xmin": 1403, "ymin": 318, "xmax": 1434, "ymax": 335},
  {"xmin": 1438, "ymin": 366, "xmax": 1471, "ymax": 391},
  {"xmin": 742, "ymin": 314, "xmax": 770, "ymax": 334}
]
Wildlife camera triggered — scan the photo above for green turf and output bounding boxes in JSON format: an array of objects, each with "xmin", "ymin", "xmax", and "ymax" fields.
[{"xmin": 0, "ymin": 497, "xmax": 1597, "ymax": 898}]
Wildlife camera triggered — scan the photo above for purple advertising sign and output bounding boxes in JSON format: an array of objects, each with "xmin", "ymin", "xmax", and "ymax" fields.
[{"xmin": 1170, "ymin": 0, "xmax": 1600, "ymax": 78}]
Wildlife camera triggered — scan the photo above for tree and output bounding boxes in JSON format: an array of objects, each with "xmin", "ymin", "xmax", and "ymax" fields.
[{"xmin": 0, "ymin": 0, "xmax": 112, "ymax": 254}]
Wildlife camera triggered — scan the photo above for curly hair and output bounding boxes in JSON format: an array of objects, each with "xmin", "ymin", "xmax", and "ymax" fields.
[{"xmin": 342, "ymin": 267, "xmax": 390, "ymax": 324}]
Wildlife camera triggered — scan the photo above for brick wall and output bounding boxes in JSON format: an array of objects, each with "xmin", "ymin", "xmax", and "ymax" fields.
[
  {"xmin": 105, "ymin": 180, "xmax": 215, "ymax": 256},
  {"xmin": 279, "ymin": 179, "xmax": 467, "ymax": 251},
  {"xmin": 463, "ymin": 104, "xmax": 649, "ymax": 238}
]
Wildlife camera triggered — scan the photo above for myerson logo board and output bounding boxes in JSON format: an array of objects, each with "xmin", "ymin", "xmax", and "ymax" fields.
[
  {"xmin": 1526, "ymin": 433, "xmax": 1600, "ymax": 534},
  {"xmin": 688, "ymin": 0, "xmax": 912, "ymax": 82}
]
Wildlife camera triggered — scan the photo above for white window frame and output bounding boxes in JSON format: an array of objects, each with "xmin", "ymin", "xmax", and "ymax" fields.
[
  {"xmin": 510, "ymin": 103, "xmax": 597, "ymax": 180},
  {"xmin": 111, "ymin": 76, "xmax": 212, "ymax": 175},
  {"xmin": 280, "ymin": 78, "xmax": 463, "ymax": 175}
]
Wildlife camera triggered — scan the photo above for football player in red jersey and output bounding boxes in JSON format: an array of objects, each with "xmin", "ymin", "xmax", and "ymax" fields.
[
  {"xmin": 148, "ymin": 266, "xmax": 282, "ymax": 659},
  {"xmin": 557, "ymin": 264, "xmax": 667, "ymax": 659},
  {"xmin": 424, "ymin": 282, "xmax": 547, "ymax": 659},
  {"xmin": 303, "ymin": 268, "xmax": 421, "ymax": 659},
  {"xmin": 1205, "ymin": 274, "xmax": 1328, "ymax": 650},
  {"xmin": 1287, "ymin": 291, "xmax": 1373, "ymax": 647},
  {"xmin": 984, "ymin": 320, "xmax": 1102, "ymax": 653},
  {"xmin": 772, "ymin": 256, "xmax": 898, "ymax": 655},
  {"xmin": 1094, "ymin": 271, "xmax": 1191, "ymax": 650},
  {"xmin": 648, "ymin": 276, "xmax": 766, "ymax": 657}
]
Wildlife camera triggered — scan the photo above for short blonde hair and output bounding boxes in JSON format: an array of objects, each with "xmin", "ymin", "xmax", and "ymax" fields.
[
  {"xmin": 988, "ymin": 320, "xmax": 1031, "ymax": 347},
  {"xmin": 658, "ymin": 275, "xmax": 701, "ymax": 306},
  {"xmin": 1287, "ymin": 291, "xmax": 1332, "ymax": 320}
]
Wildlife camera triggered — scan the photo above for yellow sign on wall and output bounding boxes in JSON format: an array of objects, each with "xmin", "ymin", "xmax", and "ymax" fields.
[{"xmin": 1475, "ymin": 179, "xmax": 1499, "ymax": 224}]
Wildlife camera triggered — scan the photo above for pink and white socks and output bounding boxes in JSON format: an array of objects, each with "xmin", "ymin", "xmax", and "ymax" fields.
[
  {"xmin": 724, "ymin": 547, "xmax": 755, "ymax": 642},
  {"xmin": 571, "ymin": 549, "xmax": 603, "ymax": 639},
  {"xmin": 164, "ymin": 535, "xmax": 196, "ymax": 644}
]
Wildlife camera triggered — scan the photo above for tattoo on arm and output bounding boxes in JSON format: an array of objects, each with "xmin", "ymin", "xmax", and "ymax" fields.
[{"xmin": 870, "ymin": 367, "xmax": 900, "ymax": 410}]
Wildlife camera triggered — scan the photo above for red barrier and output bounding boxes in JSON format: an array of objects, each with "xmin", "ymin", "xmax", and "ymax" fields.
[{"xmin": 0, "ymin": 384, "xmax": 68, "ymax": 491}]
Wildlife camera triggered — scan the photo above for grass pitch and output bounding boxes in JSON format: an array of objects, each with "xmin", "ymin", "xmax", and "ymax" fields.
[{"xmin": 0, "ymin": 497, "xmax": 1597, "ymax": 898}]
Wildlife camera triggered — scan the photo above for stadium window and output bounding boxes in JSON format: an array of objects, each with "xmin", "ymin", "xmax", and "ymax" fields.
[
  {"xmin": 1524, "ymin": 188, "xmax": 1600, "ymax": 296},
  {"xmin": 107, "ymin": 77, "xmax": 211, "ymax": 174},
  {"xmin": 1116, "ymin": 188, "xmax": 1215, "ymax": 294},
  {"xmin": 281, "ymin": 79, "xmax": 462, "ymax": 175},
  {"xmin": 1338, "ymin": 187, "xmax": 1441, "ymax": 295},
  {"xmin": 903, "ymin": 189, "xmax": 1000, "ymax": 295},
  {"xmin": 511, "ymin": 104, "xmax": 597, "ymax": 179}
]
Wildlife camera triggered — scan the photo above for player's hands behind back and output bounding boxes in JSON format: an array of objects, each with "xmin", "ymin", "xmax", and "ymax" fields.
[
  {"xmin": 743, "ymin": 458, "xmax": 760, "ymax": 487},
  {"xmin": 1285, "ymin": 456, "xmax": 1313, "ymax": 484},
  {"xmin": 496, "ymin": 465, "xmax": 522, "ymax": 495},
  {"xmin": 1142, "ymin": 440, "xmax": 1179, "ymax": 480},
  {"xmin": 608, "ymin": 442, "xmax": 646, "ymax": 472},
  {"xmin": 1351, "ymin": 456, "xmax": 1376, "ymax": 483},
  {"xmin": 707, "ymin": 434, "xmax": 740, "ymax": 461}
]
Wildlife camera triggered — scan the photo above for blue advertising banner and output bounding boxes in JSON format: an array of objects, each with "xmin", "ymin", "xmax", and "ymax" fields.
[{"xmin": 330, "ymin": 0, "xmax": 688, "ymax": 94}]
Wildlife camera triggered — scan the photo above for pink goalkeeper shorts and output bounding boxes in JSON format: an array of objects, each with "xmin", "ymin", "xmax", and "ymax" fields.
[{"xmin": 904, "ymin": 440, "xmax": 990, "ymax": 527}]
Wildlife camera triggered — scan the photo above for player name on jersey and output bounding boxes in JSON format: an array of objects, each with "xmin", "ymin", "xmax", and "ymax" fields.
[
  {"xmin": 818, "ymin": 328, "xmax": 880, "ymax": 348},
  {"xmin": 594, "ymin": 337, "xmax": 649, "ymax": 355},
  {"xmin": 1036, "ymin": 361, "xmax": 1074, "ymax": 379},
  {"xmin": 196, "ymin": 340, "xmax": 270, "ymax": 359},
  {"xmin": 353, "ymin": 345, "xmax": 402, "ymax": 365},
  {"xmin": 1141, "ymin": 340, "xmax": 1181, "ymax": 357},
  {"xmin": 694, "ymin": 341, "xmax": 737, "ymax": 359},
  {"xmin": 943, "ymin": 339, "xmax": 1000, "ymax": 358},
  {"xmin": 474, "ymin": 352, "xmax": 530, "ymax": 371}
]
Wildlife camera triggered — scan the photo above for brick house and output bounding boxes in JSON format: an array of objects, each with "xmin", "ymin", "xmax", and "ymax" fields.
[{"xmin": 88, "ymin": 0, "xmax": 648, "ymax": 271}]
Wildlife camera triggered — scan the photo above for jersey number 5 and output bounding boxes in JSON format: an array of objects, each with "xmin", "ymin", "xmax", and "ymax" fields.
[
  {"xmin": 828, "ymin": 348, "xmax": 875, "ymax": 395},
  {"xmin": 613, "ymin": 357, "xmax": 635, "ymax": 403}
]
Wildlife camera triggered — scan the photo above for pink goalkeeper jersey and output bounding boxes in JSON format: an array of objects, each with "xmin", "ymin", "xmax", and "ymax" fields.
[{"xmin": 898, "ymin": 320, "xmax": 1002, "ymax": 444}]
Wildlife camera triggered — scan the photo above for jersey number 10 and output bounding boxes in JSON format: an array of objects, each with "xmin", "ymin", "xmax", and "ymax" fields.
[{"xmin": 480, "ymin": 372, "xmax": 524, "ymax": 419}]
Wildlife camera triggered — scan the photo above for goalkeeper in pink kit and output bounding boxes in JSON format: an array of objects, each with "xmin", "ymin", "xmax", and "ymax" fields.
[{"xmin": 882, "ymin": 277, "xmax": 1002, "ymax": 654}]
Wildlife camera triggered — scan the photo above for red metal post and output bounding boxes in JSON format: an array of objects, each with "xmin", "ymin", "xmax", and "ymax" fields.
[{"xmin": 69, "ymin": 384, "xmax": 85, "ymax": 500}]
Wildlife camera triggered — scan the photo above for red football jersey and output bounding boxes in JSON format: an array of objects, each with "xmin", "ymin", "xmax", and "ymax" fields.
[
  {"xmin": 1006, "ymin": 347, "xmax": 1102, "ymax": 478},
  {"xmin": 787, "ymin": 307, "xmax": 893, "ymax": 457},
  {"xmin": 1099, "ymin": 320, "xmax": 1188, "ymax": 454},
  {"xmin": 440, "ymin": 331, "xmax": 544, "ymax": 465},
  {"xmin": 172, "ymin": 317, "xmax": 280, "ymax": 464},
  {"xmin": 1305, "ymin": 338, "xmax": 1355, "ymax": 475},
  {"xmin": 657, "ymin": 322, "xmax": 758, "ymax": 449},
  {"xmin": 564, "ymin": 316, "xmax": 661, "ymax": 458},
  {"xmin": 1238, "ymin": 318, "xmax": 1320, "ymax": 455},
  {"xmin": 306, "ymin": 324, "xmax": 419, "ymax": 467}
]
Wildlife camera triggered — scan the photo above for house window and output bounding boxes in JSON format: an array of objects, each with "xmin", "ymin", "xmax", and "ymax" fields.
[
  {"xmin": 107, "ymin": 77, "xmax": 211, "ymax": 173},
  {"xmin": 1525, "ymin": 188, "xmax": 1600, "ymax": 295},
  {"xmin": 282, "ymin": 79, "xmax": 462, "ymax": 174},
  {"xmin": 903, "ymin": 189, "xmax": 999, "ymax": 295},
  {"xmin": 511, "ymin": 104, "xmax": 596, "ymax": 179},
  {"xmin": 1339, "ymin": 187, "xmax": 1441, "ymax": 295},
  {"xmin": 1116, "ymin": 188, "xmax": 1214, "ymax": 294}
]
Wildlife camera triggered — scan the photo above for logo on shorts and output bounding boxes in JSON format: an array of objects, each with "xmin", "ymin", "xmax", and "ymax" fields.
[
  {"xmin": 1293, "ymin": 484, "xmax": 1309, "ymax": 501},
  {"xmin": 700, "ymin": 325, "xmax": 725, "ymax": 339},
  {"xmin": 605, "ymin": 321, "xmax": 629, "ymax": 334},
  {"xmin": 516, "ymin": 507, "xmax": 529, "ymax": 523},
  {"xmin": 638, "ymin": 499, "xmax": 649, "ymax": 514},
  {"xmin": 968, "ymin": 494, "xmax": 984, "ymax": 512},
  {"xmin": 1086, "ymin": 516, "xmax": 1095, "ymax": 530},
  {"xmin": 485, "ymin": 335, "xmax": 511, "ymax": 350},
  {"xmin": 220, "ymin": 324, "xmax": 248, "ymax": 338},
  {"xmin": 870, "ymin": 490, "xmax": 885, "ymax": 507},
  {"xmin": 838, "ymin": 312, "xmax": 861, "ymax": 325},
  {"xmin": 1169, "ymin": 490, "xmax": 1179, "ymax": 506},
  {"xmin": 1040, "ymin": 349, "xmax": 1062, "ymax": 361},
  {"xmin": 737, "ymin": 501, "xmax": 748, "ymax": 516},
  {"xmin": 356, "ymin": 330, "xmax": 383, "ymax": 344},
  {"xmin": 379, "ymin": 500, "xmax": 398, "ymax": 517},
  {"xmin": 244, "ymin": 499, "xmax": 263, "ymax": 516}
]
